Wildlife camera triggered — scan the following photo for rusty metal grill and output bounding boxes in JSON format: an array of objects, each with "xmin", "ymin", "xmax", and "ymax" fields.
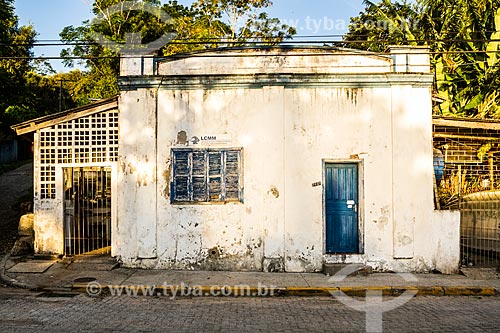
[
  {"xmin": 64, "ymin": 167, "xmax": 112, "ymax": 255},
  {"xmin": 460, "ymin": 191, "xmax": 500, "ymax": 267}
]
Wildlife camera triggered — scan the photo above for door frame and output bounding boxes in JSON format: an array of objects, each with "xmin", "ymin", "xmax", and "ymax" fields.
[
  {"xmin": 58, "ymin": 163, "xmax": 117, "ymax": 256},
  {"xmin": 322, "ymin": 159, "xmax": 365, "ymax": 255}
]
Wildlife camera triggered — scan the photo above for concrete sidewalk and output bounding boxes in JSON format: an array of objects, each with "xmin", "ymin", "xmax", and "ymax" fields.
[{"xmin": 1, "ymin": 255, "xmax": 499, "ymax": 297}]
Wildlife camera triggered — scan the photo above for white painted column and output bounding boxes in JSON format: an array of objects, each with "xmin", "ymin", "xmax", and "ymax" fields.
[
  {"xmin": 260, "ymin": 86, "xmax": 286, "ymax": 271},
  {"xmin": 118, "ymin": 89, "xmax": 158, "ymax": 259},
  {"xmin": 120, "ymin": 54, "xmax": 156, "ymax": 76},
  {"xmin": 388, "ymin": 46, "xmax": 430, "ymax": 73},
  {"xmin": 391, "ymin": 85, "xmax": 433, "ymax": 259}
]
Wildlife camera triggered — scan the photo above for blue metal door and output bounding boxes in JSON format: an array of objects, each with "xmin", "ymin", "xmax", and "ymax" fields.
[{"xmin": 325, "ymin": 163, "xmax": 359, "ymax": 253}]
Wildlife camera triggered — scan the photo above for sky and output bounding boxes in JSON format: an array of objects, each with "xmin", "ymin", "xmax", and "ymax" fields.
[{"xmin": 14, "ymin": 0, "xmax": 369, "ymax": 73}]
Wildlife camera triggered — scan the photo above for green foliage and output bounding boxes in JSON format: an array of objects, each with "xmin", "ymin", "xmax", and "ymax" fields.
[
  {"xmin": 344, "ymin": 0, "xmax": 421, "ymax": 52},
  {"xmin": 477, "ymin": 143, "xmax": 493, "ymax": 161},
  {"xmin": 4, "ymin": 105, "xmax": 37, "ymax": 125},
  {"xmin": 0, "ymin": 0, "xmax": 81, "ymax": 137},
  {"xmin": 60, "ymin": 0, "xmax": 296, "ymax": 100},
  {"xmin": 345, "ymin": 0, "xmax": 500, "ymax": 119},
  {"xmin": 60, "ymin": 0, "xmax": 170, "ymax": 100},
  {"xmin": 0, "ymin": 0, "xmax": 40, "ymax": 137},
  {"xmin": 188, "ymin": 0, "xmax": 295, "ymax": 45},
  {"xmin": 420, "ymin": 0, "xmax": 500, "ymax": 117},
  {"xmin": 161, "ymin": 0, "xmax": 296, "ymax": 55}
]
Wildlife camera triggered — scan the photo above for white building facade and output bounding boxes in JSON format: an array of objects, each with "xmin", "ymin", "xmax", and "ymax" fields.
[{"xmin": 16, "ymin": 46, "xmax": 460, "ymax": 273}]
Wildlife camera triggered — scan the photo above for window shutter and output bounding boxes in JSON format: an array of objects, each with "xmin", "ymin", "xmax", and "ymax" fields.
[
  {"xmin": 225, "ymin": 151, "xmax": 240, "ymax": 200},
  {"xmin": 173, "ymin": 151, "xmax": 190, "ymax": 201},
  {"xmin": 171, "ymin": 148, "xmax": 242, "ymax": 204},
  {"xmin": 208, "ymin": 152, "xmax": 223, "ymax": 201},
  {"xmin": 192, "ymin": 151, "xmax": 207, "ymax": 201}
]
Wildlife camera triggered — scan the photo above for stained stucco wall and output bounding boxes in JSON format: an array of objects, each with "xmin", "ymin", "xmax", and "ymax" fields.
[{"xmin": 116, "ymin": 48, "xmax": 460, "ymax": 273}]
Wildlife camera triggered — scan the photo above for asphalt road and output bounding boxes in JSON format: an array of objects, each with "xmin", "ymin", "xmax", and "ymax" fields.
[
  {"xmin": 0, "ymin": 162, "xmax": 33, "ymax": 254},
  {"xmin": 0, "ymin": 287, "xmax": 499, "ymax": 333}
]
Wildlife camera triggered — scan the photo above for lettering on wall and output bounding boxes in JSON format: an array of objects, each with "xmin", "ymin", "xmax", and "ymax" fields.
[{"xmin": 190, "ymin": 134, "xmax": 232, "ymax": 145}]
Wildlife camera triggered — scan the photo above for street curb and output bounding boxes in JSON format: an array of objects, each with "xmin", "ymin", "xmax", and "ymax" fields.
[
  {"xmin": 70, "ymin": 284, "xmax": 499, "ymax": 297},
  {"xmin": 0, "ymin": 254, "xmax": 37, "ymax": 290}
]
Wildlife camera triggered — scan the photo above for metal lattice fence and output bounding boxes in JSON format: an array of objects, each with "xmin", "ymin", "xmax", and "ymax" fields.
[
  {"xmin": 38, "ymin": 111, "xmax": 118, "ymax": 200},
  {"xmin": 433, "ymin": 117, "xmax": 500, "ymax": 209},
  {"xmin": 433, "ymin": 116, "xmax": 500, "ymax": 267},
  {"xmin": 459, "ymin": 192, "xmax": 500, "ymax": 268}
]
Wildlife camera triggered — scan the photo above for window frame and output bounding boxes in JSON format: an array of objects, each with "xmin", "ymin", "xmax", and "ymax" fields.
[{"xmin": 171, "ymin": 148, "xmax": 244, "ymax": 204}]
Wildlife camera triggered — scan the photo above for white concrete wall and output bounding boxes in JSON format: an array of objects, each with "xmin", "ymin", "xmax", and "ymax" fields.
[
  {"xmin": 116, "ymin": 89, "xmax": 158, "ymax": 261},
  {"xmin": 32, "ymin": 131, "xmax": 64, "ymax": 254},
  {"xmin": 28, "ymin": 47, "xmax": 460, "ymax": 273},
  {"xmin": 157, "ymin": 48, "xmax": 392, "ymax": 76},
  {"xmin": 430, "ymin": 210, "xmax": 461, "ymax": 274},
  {"xmin": 153, "ymin": 87, "xmax": 281, "ymax": 271},
  {"xmin": 283, "ymin": 87, "xmax": 394, "ymax": 272},
  {"xmin": 113, "ymin": 48, "xmax": 461, "ymax": 273}
]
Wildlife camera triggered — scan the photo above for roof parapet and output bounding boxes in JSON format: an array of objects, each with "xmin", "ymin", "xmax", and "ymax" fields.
[
  {"xmin": 120, "ymin": 53, "xmax": 156, "ymax": 76},
  {"xmin": 387, "ymin": 46, "xmax": 430, "ymax": 73}
]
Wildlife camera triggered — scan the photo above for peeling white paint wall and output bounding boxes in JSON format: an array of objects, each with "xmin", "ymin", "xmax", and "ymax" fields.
[
  {"xmin": 32, "ymin": 131, "xmax": 64, "ymax": 254},
  {"xmin": 117, "ymin": 90, "xmax": 158, "ymax": 260},
  {"xmin": 115, "ymin": 47, "xmax": 461, "ymax": 273},
  {"xmin": 30, "ymin": 47, "xmax": 460, "ymax": 273},
  {"xmin": 157, "ymin": 48, "xmax": 392, "ymax": 76}
]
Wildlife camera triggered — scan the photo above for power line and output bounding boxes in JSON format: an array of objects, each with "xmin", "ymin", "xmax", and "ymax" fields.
[
  {"xmin": 6, "ymin": 38, "xmax": 500, "ymax": 47},
  {"xmin": 4, "ymin": 38, "xmax": 500, "ymax": 62},
  {"xmin": 3, "ymin": 49, "xmax": 500, "ymax": 61}
]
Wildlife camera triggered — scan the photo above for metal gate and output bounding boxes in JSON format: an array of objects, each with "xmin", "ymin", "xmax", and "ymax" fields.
[
  {"xmin": 460, "ymin": 191, "xmax": 500, "ymax": 267},
  {"xmin": 64, "ymin": 167, "xmax": 112, "ymax": 255}
]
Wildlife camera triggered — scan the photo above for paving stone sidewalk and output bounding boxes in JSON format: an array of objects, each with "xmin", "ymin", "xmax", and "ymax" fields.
[{"xmin": 1, "ymin": 255, "xmax": 499, "ymax": 297}]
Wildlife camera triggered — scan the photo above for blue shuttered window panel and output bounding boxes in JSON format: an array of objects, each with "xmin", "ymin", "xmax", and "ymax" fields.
[
  {"xmin": 173, "ymin": 151, "xmax": 189, "ymax": 201},
  {"xmin": 172, "ymin": 148, "xmax": 243, "ymax": 203}
]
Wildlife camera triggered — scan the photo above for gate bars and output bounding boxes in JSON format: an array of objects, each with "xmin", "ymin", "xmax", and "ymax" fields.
[{"xmin": 64, "ymin": 167, "xmax": 112, "ymax": 255}]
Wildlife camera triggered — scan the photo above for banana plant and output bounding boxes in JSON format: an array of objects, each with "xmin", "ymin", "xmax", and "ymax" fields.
[
  {"xmin": 363, "ymin": 0, "xmax": 418, "ymax": 45},
  {"xmin": 424, "ymin": 0, "xmax": 500, "ymax": 117},
  {"xmin": 346, "ymin": 0, "xmax": 500, "ymax": 118}
]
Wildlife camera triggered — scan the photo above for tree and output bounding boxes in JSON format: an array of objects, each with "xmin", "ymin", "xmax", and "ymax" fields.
[
  {"xmin": 344, "ymin": 0, "xmax": 500, "ymax": 118},
  {"xmin": 60, "ymin": 0, "xmax": 296, "ymax": 101},
  {"xmin": 343, "ymin": 0, "xmax": 421, "ymax": 52},
  {"xmin": 62, "ymin": 0, "xmax": 182, "ymax": 101},
  {"xmin": 190, "ymin": 0, "xmax": 295, "ymax": 44},
  {"xmin": 161, "ymin": 0, "xmax": 296, "ymax": 55},
  {"xmin": 0, "ymin": 0, "xmax": 81, "ymax": 138},
  {"xmin": 0, "ymin": 0, "xmax": 37, "ymax": 137},
  {"xmin": 419, "ymin": 0, "xmax": 500, "ymax": 117}
]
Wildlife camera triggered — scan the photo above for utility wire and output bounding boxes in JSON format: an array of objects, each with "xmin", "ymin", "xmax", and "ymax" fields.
[
  {"xmin": 4, "ymin": 47, "xmax": 500, "ymax": 60},
  {"xmin": 7, "ymin": 37, "xmax": 500, "ymax": 47}
]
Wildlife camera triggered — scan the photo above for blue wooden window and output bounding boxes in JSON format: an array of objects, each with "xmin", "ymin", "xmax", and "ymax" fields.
[{"xmin": 172, "ymin": 148, "xmax": 243, "ymax": 203}]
